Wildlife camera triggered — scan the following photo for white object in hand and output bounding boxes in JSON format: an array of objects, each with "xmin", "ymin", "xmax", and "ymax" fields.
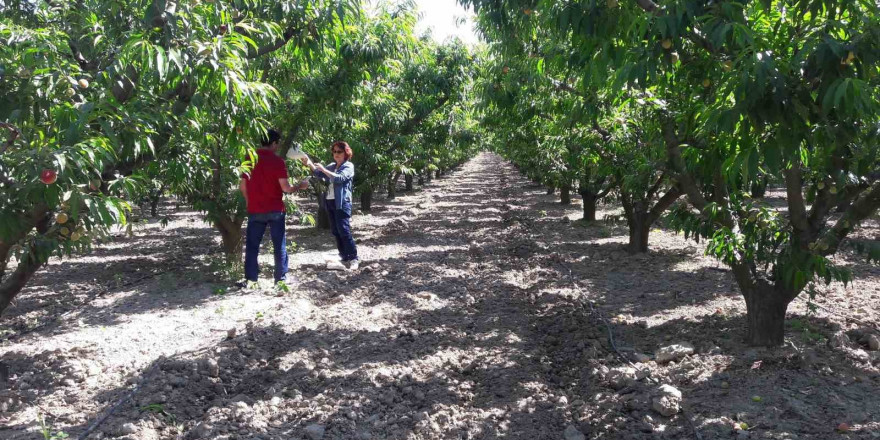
[{"xmin": 286, "ymin": 147, "xmax": 308, "ymax": 161}]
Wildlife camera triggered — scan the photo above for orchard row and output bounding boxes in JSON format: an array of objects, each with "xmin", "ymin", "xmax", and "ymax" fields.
[{"xmin": 0, "ymin": 1, "xmax": 479, "ymax": 315}]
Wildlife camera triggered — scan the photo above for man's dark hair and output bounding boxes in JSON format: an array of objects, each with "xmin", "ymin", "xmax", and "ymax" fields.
[{"xmin": 261, "ymin": 129, "xmax": 281, "ymax": 146}]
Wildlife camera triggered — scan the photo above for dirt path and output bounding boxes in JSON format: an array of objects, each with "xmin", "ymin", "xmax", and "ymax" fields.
[{"xmin": 1, "ymin": 153, "xmax": 879, "ymax": 440}]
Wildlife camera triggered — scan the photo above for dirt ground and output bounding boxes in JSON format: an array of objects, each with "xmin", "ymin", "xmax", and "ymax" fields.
[{"xmin": 1, "ymin": 152, "xmax": 879, "ymax": 440}]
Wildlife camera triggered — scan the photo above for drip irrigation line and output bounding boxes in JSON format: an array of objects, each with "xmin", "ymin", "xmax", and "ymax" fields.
[
  {"xmin": 76, "ymin": 337, "xmax": 227, "ymax": 440},
  {"xmin": 557, "ymin": 261, "xmax": 703, "ymax": 440},
  {"xmin": 76, "ymin": 356, "xmax": 165, "ymax": 440},
  {"xmin": 801, "ymin": 297, "xmax": 880, "ymax": 334}
]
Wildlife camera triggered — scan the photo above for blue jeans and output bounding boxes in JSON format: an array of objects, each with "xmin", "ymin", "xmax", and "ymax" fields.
[
  {"xmin": 244, "ymin": 212, "xmax": 288, "ymax": 282},
  {"xmin": 325, "ymin": 201, "xmax": 358, "ymax": 261}
]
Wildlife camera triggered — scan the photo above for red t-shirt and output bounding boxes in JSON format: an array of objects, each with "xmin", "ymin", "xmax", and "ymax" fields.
[{"xmin": 243, "ymin": 149, "xmax": 288, "ymax": 214}]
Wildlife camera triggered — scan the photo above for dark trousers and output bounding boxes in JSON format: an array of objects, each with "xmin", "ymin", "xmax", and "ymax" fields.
[
  {"xmin": 325, "ymin": 201, "xmax": 358, "ymax": 261},
  {"xmin": 244, "ymin": 212, "xmax": 288, "ymax": 282}
]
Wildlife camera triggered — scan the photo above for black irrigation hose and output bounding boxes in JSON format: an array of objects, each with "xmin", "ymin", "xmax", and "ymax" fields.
[
  {"xmin": 76, "ymin": 338, "xmax": 224, "ymax": 439},
  {"xmin": 557, "ymin": 261, "xmax": 703, "ymax": 440},
  {"xmin": 76, "ymin": 356, "xmax": 166, "ymax": 440},
  {"xmin": 802, "ymin": 297, "xmax": 880, "ymax": 334}
]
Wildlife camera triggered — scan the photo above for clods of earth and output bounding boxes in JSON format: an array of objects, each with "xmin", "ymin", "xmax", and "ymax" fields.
[{"xmin": 1, "ymin": 153, "xmax": 879, "ymax": 439}]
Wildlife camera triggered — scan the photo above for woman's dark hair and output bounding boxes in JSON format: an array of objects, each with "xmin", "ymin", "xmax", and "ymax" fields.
[
  {"xmin": 332, "ymin": 141, "xmax": 353, "ymax": 161},
  {"xmin": 261, "ymin": 129, "xmax": 282, "ymax": 146}
]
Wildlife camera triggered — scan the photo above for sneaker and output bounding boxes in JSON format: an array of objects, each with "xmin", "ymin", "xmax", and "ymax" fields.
[
  {"xmin": 326, "ymin": 260, "xmax": 346, "ymax": 271},
  {"xmin": 346, "ymin": 260, "xmax": 359, "ymax": 270},
  {"xmin": 234, "ymin": 280, "xmax": 257, "ymax": 290}
]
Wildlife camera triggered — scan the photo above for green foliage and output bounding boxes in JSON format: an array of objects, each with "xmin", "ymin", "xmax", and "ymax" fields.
[
  {"xmin": 466, "ymin": 0, "xmax": 879, "ymax": 343},
  {"xmin": 38, "ymin": 414, "xmax": 68, "ymax": 440}
]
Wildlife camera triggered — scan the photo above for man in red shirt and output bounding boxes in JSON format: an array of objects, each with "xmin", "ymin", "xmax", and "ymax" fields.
[{"xmin": 239, "ymin": 129, "xmax": 302, "ymax": 285}]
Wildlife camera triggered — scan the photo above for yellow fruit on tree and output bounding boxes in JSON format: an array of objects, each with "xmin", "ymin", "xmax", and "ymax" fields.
[
  {"xmin": 702, "ymin": 78, "xmax": 712, "ymax": 88},
  {"xmin": 59, "ymin": 227, "xmax": 70, "ymax": 237},
  {"xmin": 661, "ymin": 39, "xmax": 673, "ymax": 50},
  {"xmin": 607, "ymin": 0, "xmax": 619, "ymax": 7},
  {"xmin": 817, "ymin": 181, "xmax": 825, "ymax": 189},
  {"xmin": 71, "ymin": 232, "xmax": 82, "ymax": 241},
  {"xmin": 78, "ymin": 78, "xmax": 89, "ymax": 89},
  {"xmin": 723, "ymin": 61, "xmax": 733, "ymax": 71},
  {"xmin": 57, "ymin": 213, "xmax": 69, "ymax": 224},
  {"xmin": 523, "ymin": 8, "xmax": 533, "ymax": 15}
]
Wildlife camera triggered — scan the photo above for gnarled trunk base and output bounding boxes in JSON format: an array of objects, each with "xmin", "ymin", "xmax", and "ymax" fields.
[
  {"xmin": 360, "ymin": 188, "xmax": 373, "ymax": 212},
  {"xmin": 743, "ymin": 286, "xmax": 790, "ymax": 346},
  {"xmin": 581, "ymin": 192, "xmax": 598, "ymax": 222},
  {"xmin": 214, "ymin": 216, "xmax": 244, "ymax": 267},
  {"xmin": 317, "ymin": 192, "xmax": 331, "ymax": 228},
  {"xmin": 560, "ymin": 185, "xmax": 571, "ymax": 205}
]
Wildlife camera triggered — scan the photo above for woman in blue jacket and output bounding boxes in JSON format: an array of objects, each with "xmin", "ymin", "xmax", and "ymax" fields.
[{"xmin": 302, "ymin": 141, "xmax": 359, "ymax": 270}]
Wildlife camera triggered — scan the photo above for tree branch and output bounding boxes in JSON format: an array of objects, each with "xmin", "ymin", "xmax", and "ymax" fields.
[
  {"xmin": 782, "ymin": 166, "xmax": 811, "ymax": 235},
  {"xmin": 648, "ymin": 185, "xmax": 683, "ymax": 224},
  {"xmin": 817, "ymin": 180, "xmax": 880, "ymax": 256},
  {"xmin": 0, "ymin": 122, "xmax": 20, "ymax": 154},
  {"xmin": 248, "ymin": 22, "xmax": 310, "ymax": 59},
  {"xmin": 634, "ymin": 0, "xmax": 660, "ymax": 14},
  {"xmin": 646, "ymin": 171, "xmax": 666, "ymax": 201}
]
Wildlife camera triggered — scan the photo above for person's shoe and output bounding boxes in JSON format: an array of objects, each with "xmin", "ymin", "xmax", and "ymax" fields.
[
  {"xmin": 235, "ymin": 280, "xmax": 256, "ymax": 290},
  {"xmin": 326, "ymin": 260, "xmax": 346, "ymax": 271},
  {"xmin": 345, "ymin": 259, "xmax": 359, "ymax": 270}
]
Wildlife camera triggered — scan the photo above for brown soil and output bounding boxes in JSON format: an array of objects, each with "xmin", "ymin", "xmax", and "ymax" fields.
[{"xmin": 1, "ymin": 153, "xmax": 878, "ymax": 440}]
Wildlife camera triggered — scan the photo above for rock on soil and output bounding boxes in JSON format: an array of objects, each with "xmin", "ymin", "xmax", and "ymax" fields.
[
  {"xmin": 304, "ymin": 423, "xmax": 326, "ymax": 440},
  {"xmin": 652, "ymin": 384, "xmax": 682, "ymax": 417},
  {"xmin": 655, "ymin": 342, "xmax": 695, "ymax": 363},
  {"xmin": 564, "ymin": 425, "xmax": 586, "ymax": 440}
]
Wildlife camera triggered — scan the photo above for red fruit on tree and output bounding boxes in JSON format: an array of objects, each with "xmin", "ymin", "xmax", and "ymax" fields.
[{"xmin": 40, "ymin": 169, "xmax": 57, "ymax": 184}]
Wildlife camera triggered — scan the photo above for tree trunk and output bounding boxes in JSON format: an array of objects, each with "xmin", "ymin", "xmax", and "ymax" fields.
[
  {"xmin": 435, "ymin": 170, "xmax": 442, "ymax": 179},
  {"xmin": 425, "ymin": 171, "xmax": 432, "ymax": 183},
  {"xmin": 626, "ymin": 213, "xmax": 650, "ymax": 254},
  {"xmin": 387, "ymin": 172, "xmax": 400, "ymax": 199},
  {"xmin": 750, "ymin": 175, "xmax": 768, "ymax": 198},
  {"xmin": 743, "ymin": 285, "xmax": 790, "ymax": 346},
  {"xmin": 560, "ymin": 185, "xmax": 572, "ymax": 205},
  {"xmin": 0, "ymin": 207, "xmax": 51, "ymax": 315},
  {"xmin": 214, "ymin": 216, "xmax": 244, "ymax": 266},
  {"xmin": 360, "ymin": 187, "xmax": 373, "ymax": 212},
  {"xmin": 0, "ymin": 246, "xmax": 47, "ymax": 315},
  {"xmin": 418, "ymin": 174, "xmax": 425, "ymax": 186},
  {"xmin": 581, "ymin": 191, "xmax": 598, "ymax": 222},
  {"xmin": 547, "ymin": 187, "xmax": 555, "ymax": 195},
  {"xmin": 405, "ymin": 174, "xmax": 414, "ymax": 192},
  {"xmin": 317, "ymin": 192, "xmax": 331, "ymax": 229},
  {"xmin": 150, "ymin": 192, "xmax": 162, "ymax": 217}
]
